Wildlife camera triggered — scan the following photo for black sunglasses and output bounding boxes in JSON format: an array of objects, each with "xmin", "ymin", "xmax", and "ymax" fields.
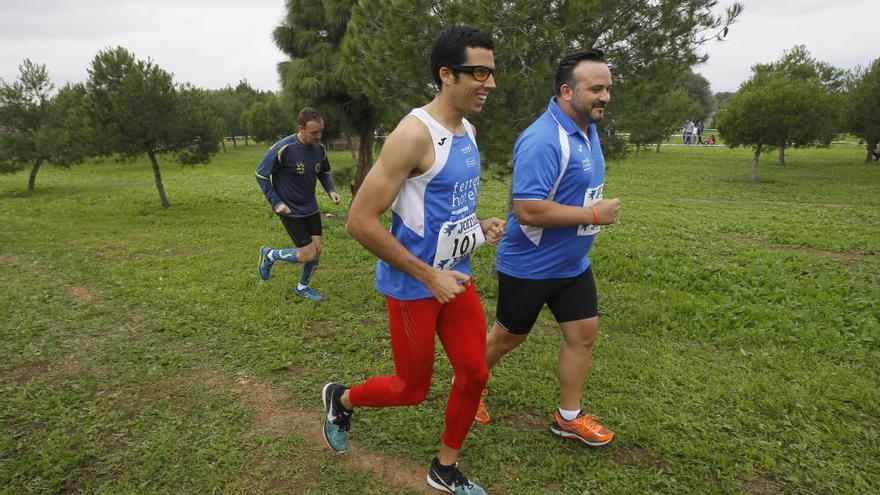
[{"xmin": 451, "ymin": 65, "xmax": 495, "ymax": 82}]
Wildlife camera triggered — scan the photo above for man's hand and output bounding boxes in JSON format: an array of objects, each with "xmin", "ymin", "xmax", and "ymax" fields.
[
  {"xmin": 593, "ymin": 198, "xmax": 621, "ymax": 225},
  {"xmin": 480, "ymin": 217, "xmax": 506, "ymax": 246},
  {"xmin": 329, "ymin": 191, "xmax": 342, "ymax": 205},
  {"xmin": 274, "ymin": 203, "xmax": 292, "ymax": 215},
  {"xmin": 425, "ymin": 270, "xmax": 470, "ymax": 303}
]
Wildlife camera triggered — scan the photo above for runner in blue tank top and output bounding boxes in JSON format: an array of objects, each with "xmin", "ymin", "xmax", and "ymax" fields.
[
  {"xmin": 319, "ymin": 26, "xmax": 504, "ymax": 495},
  {"xmin": 473, "ymin": 50, "xmax": 623, "ymax": 449}
]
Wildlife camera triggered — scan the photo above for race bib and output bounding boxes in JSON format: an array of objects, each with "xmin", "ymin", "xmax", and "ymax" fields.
[
  {"xmin": 433, "ymin": 213, "xmax": 486, "ymax": 270},
  {"xmin": 577, "ymin": 184, "xmax": 603, "ymax": 236}
]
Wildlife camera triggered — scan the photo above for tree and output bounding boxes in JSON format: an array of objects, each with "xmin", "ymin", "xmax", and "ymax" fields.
[
  {"xmin": 205, "ymin": 87, "xmax": 245, "ymax": 152},
  {"xmin": 85, "ymin": 47, "xmax": 222, "ymax": 208},
  {"xmin": 679, "ymin": 69, "xmax": 715, "ymax": 120},
  {"xmin": 241, "ymin": 93, "xmax": 290, "ymax": 144},
  {"xmin": 845, "ymin": 58, "xmax": 880, "ymax": 162},
  {"xmin": 205, "ymin": 80, "xmax": 272, "ymax": 151},
  {"xmin": 717, "ymin": 72, "xmax": 834, "ymax": 181},
  {"xmin": 273, "ymin": 0, "xmax": 379, "ymax": 195},
  {"xmin": 0, "ymin": 60, "xmax": 91, "ymax": 191},
  {"xmin": 752, "ymin": 45, "xmax": 845, "ymax": 164},
  {"xmin": 616, "ymin": 83, "xmax": 700, "ymax": 155},
  {"xmin": 344, "ymin": 0, "xmax": 742, "ymax": 169}
]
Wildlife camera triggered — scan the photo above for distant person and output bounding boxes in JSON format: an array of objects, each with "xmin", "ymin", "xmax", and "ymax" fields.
[
  {"xmin": 705, "ymin": 134, "xmax": 716, "ymax": 145},
  {"xmin": 474, "ymin": 49, "xmax": 620, "ymax": 448},
  {"xmin": 255, "ymin": 107, "xmax": 342, "ymax": 302},
  {"xmin": 874, "ymin": 142, "xmax": 880, "ymax": 161},
  {"xmin": 690, "ymin": 119, "xmax": 699, "ymax": 145},
  {"xmin": 320, "ymin": 25, "xmax": 504, "ymax": 495},
  {"xmin": 696, "ymin": 119, "xmax": 705, "ymax": 145},
  {"xmin": 682, "ymin": 120, "xmax": 693, "ymax": 145}
]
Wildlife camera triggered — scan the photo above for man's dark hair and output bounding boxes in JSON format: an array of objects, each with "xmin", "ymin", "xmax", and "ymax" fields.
[
  {"xmin": 297, "ymin": 107, "xmax": 322, "ymax": 128},
  {"xmin": 555, "ymin": 49, "xmax": 605, "ymax": 96},
  {"xmin": 430, "ymin": 25, "xmax": 494, "ymax": 89}
]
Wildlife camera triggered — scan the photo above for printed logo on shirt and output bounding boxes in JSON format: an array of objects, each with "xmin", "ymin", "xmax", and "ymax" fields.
[
  {"xmin": 295, "ymin": 162, "xmax": 305, "ymax": 174},
  {"xmin": 438, "ymin": 137, "xmax": 448, "ymax": 146},
  {"xmin": 315, "ymin": 163, "xmax": 322, "ymax": 173},
  {"xmin": 582, "ymin": 158, "xmax": 591, "ymax": 172},
  {"xmin": 466, "ymin": 156, "xmax": 477, "ymax": 168},
  {"xmin": 461, "ymin": 143, "xmax": 473, "ymax": 154}
]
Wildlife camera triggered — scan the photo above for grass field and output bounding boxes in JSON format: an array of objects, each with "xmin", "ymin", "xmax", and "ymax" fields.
[{"xmin": 1, "ymin": 142, "xmax": 878, "ymax": 494}]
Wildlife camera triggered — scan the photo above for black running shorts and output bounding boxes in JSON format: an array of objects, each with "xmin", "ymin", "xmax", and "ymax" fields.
[
  {"xmin": 495, "ymin": 266, "xmax": 598, "ymax": 335},
  {"xmin": 278, "ymin": 211, "xmax": 322, "ymax": 247}
]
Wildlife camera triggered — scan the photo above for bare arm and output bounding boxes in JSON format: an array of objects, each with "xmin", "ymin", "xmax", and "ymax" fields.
[
  {"xmin": 514, "ymin": 197, "xmax": 621, "ymax": 228},
  {"xmin": 346, "ymin": 118, "xmax": 469, "ymax": 303}
]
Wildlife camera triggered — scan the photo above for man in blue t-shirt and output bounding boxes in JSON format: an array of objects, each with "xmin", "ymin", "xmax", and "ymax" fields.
[
  {"xmin": 255, "ymin": 107, "xmax": 342, "ymax": 302},
  {"xmin": 474, "ymin": 50, "xmax": 622, "ymax": 448}
]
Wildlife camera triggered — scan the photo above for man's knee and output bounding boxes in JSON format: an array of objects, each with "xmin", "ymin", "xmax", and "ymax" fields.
[
  {"xmin": 454, "ymin": 363, "xmax": 489, "ymax": 393},
  {"xmin": 400, "ymin": 384, "xmax": 430, "ymax": 405},
  {"xmin": 297, "ymin": 243, "xmax": 318, "ymax": 262},
  {"xmin": 562, "ymin": 319, "xmax": 598, "ymax": 348},
  {"xmin": 390, "ymin": 376, "xmax": 430, "ymax": 405},
  {"xmin": 488, "ymin": 324, "xmax": 528, "ymax": 354}
]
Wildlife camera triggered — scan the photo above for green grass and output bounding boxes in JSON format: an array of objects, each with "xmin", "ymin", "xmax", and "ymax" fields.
[{"xmin": 1, "ymin": 142, "xmax": 878, "ymax": 494}]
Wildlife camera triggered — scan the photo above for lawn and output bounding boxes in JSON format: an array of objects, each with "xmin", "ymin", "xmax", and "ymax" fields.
[{"xmin": 1, "ymin": 142, "xmax": 878, "ymax": 494}]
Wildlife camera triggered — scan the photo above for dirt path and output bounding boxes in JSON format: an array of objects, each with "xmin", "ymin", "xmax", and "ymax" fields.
[{"xmin": 2, "ymin": 253, "xmax": 451, "ymax": 495}]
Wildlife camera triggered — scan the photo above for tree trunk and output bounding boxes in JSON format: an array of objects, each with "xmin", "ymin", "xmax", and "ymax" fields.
[
  {"xmin": 635, "ymin": 144, "xmax": 640, "ymax": 157},
  {"xmin": 27, "ymin": 157, "xmax": 44, "ymax": 192},
  {"xmin": 751, "ymin": 144, "xmax": 763, "ymax": 182},
  {"xmin": 351, "ymin": 126, "xmax": 375, "ymax": 198},
  {"xmin": 347, "ymin": 135, "xmax": 358, "ymax": 163},
  {"xmin": 244, "ymin": 135, "xmax": 249, "ymax": 146},
  {"xmin": 221, "ymin": 140, "xmax": 227, "ymax": 153},
  {"xmin": 147, "ymin": 149, "xmax": 171, "ymax": 208},
  {"xmin": 656, "ymin": 142, "xmax": 661, "ymax": 153},
  {"xmin": 778, "ymin": 145, "xmax": 785, "ymax": 165},
  {"xmin": 232, "ymin": 137, "xmax": 237, "ymax": 150}
]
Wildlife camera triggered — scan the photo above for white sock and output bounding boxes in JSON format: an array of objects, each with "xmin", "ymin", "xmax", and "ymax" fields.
[
  {"xmin": 297, "ymin": 282, "xmax": 308, "ymax": 291},
  {"xmin": 559, "ymin": 407, "xmax": 580, "ymax": 421}
]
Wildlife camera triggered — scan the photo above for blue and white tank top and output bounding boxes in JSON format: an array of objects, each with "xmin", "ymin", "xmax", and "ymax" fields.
[{"xmin": 375, "ymin": 108, "xmax": 485, "ymax": 300}]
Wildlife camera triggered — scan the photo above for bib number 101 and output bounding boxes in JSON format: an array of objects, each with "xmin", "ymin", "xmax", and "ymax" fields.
[
  {"xmin": 451, "ymin": 232, "xmax": 478, "ymax": 258},
  {"xmin": 432, "ymin": 214, "xmax": 486, "ymax": 270}
]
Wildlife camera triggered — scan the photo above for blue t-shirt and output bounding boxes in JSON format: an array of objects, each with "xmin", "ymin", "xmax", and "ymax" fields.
[
  {"xmin": 255, "ymin": 134, "xmax": 335, "ymax": 217},
  {"xmin": 375, "ymin": 108, "xmax": 485, "ymax": 300},
  {"xmin": 495, "ymin": 96, "xmax": 606, "ymax": 280}
]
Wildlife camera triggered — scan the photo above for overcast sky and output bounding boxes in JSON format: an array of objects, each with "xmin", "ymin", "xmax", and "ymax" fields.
[{"xmin": 2, "ymin": 1, "xmax": 878, "ymax": 94}]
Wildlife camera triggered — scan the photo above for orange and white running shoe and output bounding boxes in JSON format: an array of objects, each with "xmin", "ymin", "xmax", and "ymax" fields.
[
  {"xmin": 550, "ymin": 410, "xmax": 614, "ymax": 447},
  {"xmin": 473, "ymin": 389, "xmax": 491, "ymax": 424}
]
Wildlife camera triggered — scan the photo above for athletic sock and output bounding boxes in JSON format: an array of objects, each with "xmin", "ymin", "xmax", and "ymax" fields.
[
  {"xmin": 559, "ymin": 407, "xmax": 581, "ymax": 421},
  {"xmin": 332, "ymin": 389, "xmax": 352, "ymax": 415},
  {"xmin": 270, "ymin": 248, "xmax": 298, "ymax": 263},
  {"xmin": 432, "ymin": 457, "xmax": 455, "ymax": 473},
  {"xmin": 299, "ymin": 259, "xmax": 319, "ymax": 286}
]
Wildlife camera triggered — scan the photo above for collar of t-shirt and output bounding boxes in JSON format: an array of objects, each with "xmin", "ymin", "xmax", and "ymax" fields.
[{"xmin": 548, "ymin": 96, "xmax": 592, "ymax": 154}]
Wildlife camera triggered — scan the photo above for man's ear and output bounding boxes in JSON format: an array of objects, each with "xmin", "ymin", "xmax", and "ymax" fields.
[
  {"xmin": 559, "ymin": 83, "xmax": 573, "ymax": 102},
  {"xmin": 439, "ymin": 66, "xmax": 456, "ymax": 87}
]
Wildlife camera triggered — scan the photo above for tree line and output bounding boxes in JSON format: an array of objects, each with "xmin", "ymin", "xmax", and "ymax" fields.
[
  {"xmin": 2, "ymin": 1, "xmax": 878, "ymax": 205},
  {"xmin": 0, "ymin": 47, "xmax": 300, "ymax": 205}
]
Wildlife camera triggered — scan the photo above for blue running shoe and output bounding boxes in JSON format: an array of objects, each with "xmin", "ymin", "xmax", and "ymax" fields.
[
  {"xmin": 258, "ymin": 246, "xmax": 273, "ymax": 280},
  {"xmin": 294, "ymin": 286, "xmax": 324, "ymax": 302},
  {"xmin": 427, "ymin": 458, "xmax": 487, "ymax": 494},
  {"xmin": 321, "ymin": 382, "xmax": 352, "ymax": 453}
]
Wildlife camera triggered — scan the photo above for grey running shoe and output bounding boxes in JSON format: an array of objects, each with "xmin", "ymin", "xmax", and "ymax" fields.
[
  {"xmin": 426, "ymin": 457, "xmax": 487, "ymax": 494},
  {"xmin": 321, "ymin": 382, "xmax": 351, "ymax": 453}
]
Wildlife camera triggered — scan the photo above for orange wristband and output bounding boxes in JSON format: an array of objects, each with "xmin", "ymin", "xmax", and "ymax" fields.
[{"xmin": 590, "ymin": 205, "xmax": 600, "ymax": 225}]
